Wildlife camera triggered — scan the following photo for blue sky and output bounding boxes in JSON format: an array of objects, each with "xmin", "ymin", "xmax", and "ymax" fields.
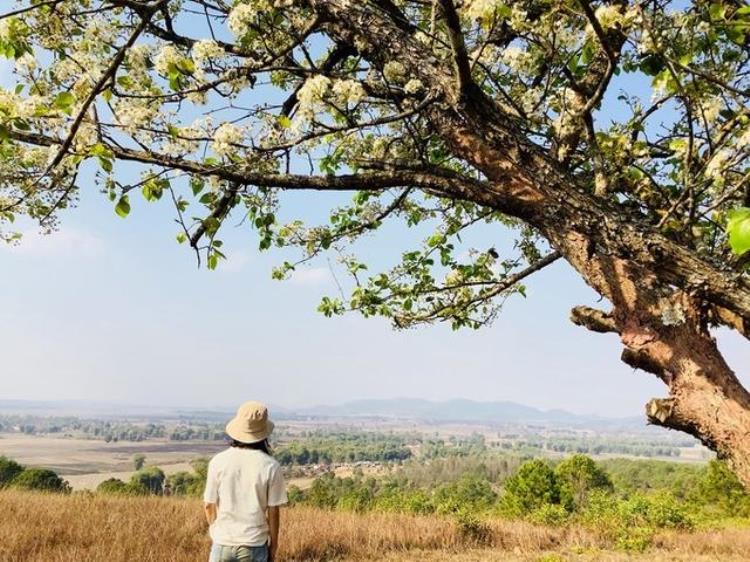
[
  {"xmin": 1, "ymin": 9, "xmax": 747, "ymax": 418},
  {"xmin": 3, "ymin": 172, "xmax": 746, "ymax": 416}
]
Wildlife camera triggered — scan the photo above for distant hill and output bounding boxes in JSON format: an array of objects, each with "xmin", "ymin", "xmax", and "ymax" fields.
[
  {"xmin": 292, "ymin": 398, "xmax": 637, "ymax": 426},
  {"xmin": 0, "ymin": 398, "xmax": 641, "ymax": 427}
]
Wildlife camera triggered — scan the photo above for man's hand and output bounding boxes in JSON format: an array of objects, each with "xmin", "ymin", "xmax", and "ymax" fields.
[{"xmin": 204, "ymin": 502, "xmax": 217, "ymax": 527}]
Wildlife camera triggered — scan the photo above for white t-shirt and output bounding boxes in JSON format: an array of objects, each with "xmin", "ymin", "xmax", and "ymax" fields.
[{"xmin": 203, "ymin": 447, "xmax": 288, "ymax": 547}]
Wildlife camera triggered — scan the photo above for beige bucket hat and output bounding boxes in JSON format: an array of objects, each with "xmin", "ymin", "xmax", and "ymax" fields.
[{"xmin": 225, "ymin": 401, "xmax": 275, "ymax": 444}]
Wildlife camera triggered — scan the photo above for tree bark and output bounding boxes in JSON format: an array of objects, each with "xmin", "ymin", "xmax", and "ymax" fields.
[{"xmin": 309, "ymin": 0, "xmax": 750, "ymax": 485}]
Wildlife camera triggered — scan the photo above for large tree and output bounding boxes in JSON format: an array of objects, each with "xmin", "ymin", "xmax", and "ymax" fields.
[{"xmin": 1, "ymin": 1, "xmax": 750, "ymax": 482}]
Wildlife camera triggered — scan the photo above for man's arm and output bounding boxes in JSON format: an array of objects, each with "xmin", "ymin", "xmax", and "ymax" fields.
[
  {"xmin": 204, "ymin": 502, "xmax": 217, "ymax": 526},
  {"xmin": 267, "ymin": 505, "xmax": 280, "ymax": 561}
]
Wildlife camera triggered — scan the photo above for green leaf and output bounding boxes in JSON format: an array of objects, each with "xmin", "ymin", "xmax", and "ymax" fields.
[
  {"xmin": 709, "ymin": 3, "xmax": 726, "ymax": 21},
  {"xmin": 726, "ymin": 208, "xmax": 750, "ymax": 255},
  {"xmin": 190, "ymin": 177, "xmax": 204, "ymax": 196},
  {"xmin": 53, "ymin": 91, "xmax": 76, "ymax": 114},
  {"xmin": 580, "ymin": 40, "xmax": 596, "ymax": 66},
  {"xmin": 98, "ymin": 157, "xmax": 113, "ymax": 172},
  {"xmin": 176, "ymin": 58, "xmax": 196, "ymax": 75},
  {"xmin": 207, "ymin": 253, "xmax": 218, "ymax": 270},
  {"xmin": 115, "ymin": 195, "xmax": 131, "ymax": 218}
]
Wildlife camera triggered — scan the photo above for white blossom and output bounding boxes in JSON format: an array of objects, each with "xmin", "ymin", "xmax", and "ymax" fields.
[
  {"xmin": 738, "ymin": 126, "xmax": 750, "ymax": 148},
  {"xmin": 297, "ymin": 75, "xmax": 331, "ymax": 106},
  {"xmin": 162, "ymin": 125, "xmax": 200, "ymax": 157},
  {"xmin": 212, "ymin": 123, "xmax": 244, "ymax": 156},
  {"xmin": 700, "ymin": 97, "xmax": 723, "ymax": 124},
  {"xmin": 383, "ymin": 61, "xmax": 406, "ymax": 83},
  {"xmin": 0, "ymin": 19, "xmax": 11, "ymax": 41},
  {"xmin": 510, "ymin": 5, "xmax": 528, "ymax": 28},
  {"xmin": 501, "ymin": 46, "xmax": 534, "ymax": 72},
  {"xmin": 404, "ymin": 79, "xmax": 424, "ymax": 94},
  {"xmin": 115, "ymin": 101, "xmax": 156, "ymax": 134},
  {"xmin": 15, "ymin": 53, "xmax": 36, "ymax": 72},
  {"xmin": 332, "ymin": 79, "xmax": 366, "ymax": 105},
  {"xmin": 227, "ymin": 4, "xmax": 258, "ymax": 37},
  {"xmin": 464, "ymin": 0, "xmax": 500, "ymax": 21},
  {"xmin": 705, "ymin": 149, "xmax": 732, "ymax": 181},
  {"xmin": 594, "ymin": 5, "xmax": 625, "ymax": 30},
  {"xmin": 192, "ymin": 39, "xmax": 225, "ymax": 65},
  {"xmin": 154, "ymin": 45, "xmax": 182, "ymax": 76}
]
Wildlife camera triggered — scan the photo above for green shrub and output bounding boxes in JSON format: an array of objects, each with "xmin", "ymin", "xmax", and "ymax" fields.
[
  {"xmin": 500, "ymin": 459, "xmax": 559, "ymax": 516},
  {"xmin": 615, "ymin": 526, "xmax": 654, "ymax": 553},
  {"xmin": 402, "ymin": 489, "xmax": 434, "ymax": 515},
  {"xmin": 305, "ymin": 473, "xmax": 340, "ymax": 509},
  {"xmin": 434, "ymin": 474, "xmax": 497, "ymax": 515},
  {"xmin": 618, "ymin": 494, "xmax": 693, "ymax": 530},
  {"xmin": 287, "ymin": 484, "xmax": 305, "ymax": 505},
  {"xmin": 11, "ymin": 468, "xmax": 70, "ymax": 493},
  {"xmin": 690, "ymin": 460, "xmax": 750, "ymax": 518},
  {"xmin": 580, "ymin": 491, "xmax": 692, "ymax": 553},
  {"xmin": 555, "ymin": 454, "xmax": 613, "ymax": 512},
  {"xmin": 96, "ymin": 477, "xmax": 148, "ymax": 496},
  {"xmin": 454, "ymin": 510, "xmax": 491, "ymax": 544},
  {"xmin": 0, "ymin": 456, "xmax": 24, "ymax": 488},
  {"xmin": 166, "ymin": 471, "xmax": 203, "ymax": 497},
  {"xmin": 337, "ymin": 487, "xmax": 374, "ymax": 512},
  {"xmin": 96, "ymin": 478, "xmax": 130, "ymax": 495},
  {"xmin": 529, "ymin": 503, "xmax": 570, "ymax": 526},
  {"xmin": 129, "ymin": 466, "xmax": 165, "ymax": 495}
]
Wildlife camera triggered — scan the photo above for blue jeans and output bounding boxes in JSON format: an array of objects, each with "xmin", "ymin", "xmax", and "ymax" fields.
[{"xmin": 209, "ymin": 544, "xmax": 269, "ymax": 562}]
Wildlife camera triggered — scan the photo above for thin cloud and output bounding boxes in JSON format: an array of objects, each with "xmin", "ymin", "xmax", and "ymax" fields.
[
  {"xmin": 219, "ymin": 250, "xmax": 251, "ymax": 273},
  {"xmin": 289, "ymin": 266, "xmax": 334, "ymax": 287},
  {"xmin": 2, "ymin": 227, "xmax": 105, "ymax": 259}
]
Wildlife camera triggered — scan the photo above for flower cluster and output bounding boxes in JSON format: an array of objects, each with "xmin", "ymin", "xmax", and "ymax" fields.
[
  {"xmin": 154, "ymin": 45, "xmax": 183, "ymax": 76},
  {"xmin": 463, "ymin": 0, "xmax": 502, "ymax": 23},
  {"xmin": 228, "ymin": 2, "xmax": 270, "ymax": 36},
  {"xmin": 115, "ymin": 100, "xmax": 157, "ymax": 134},
  {"xmin": 383, "ymin": 61, "xmax": 406, "ymax": 83},
  {"xmin": 332, "ymin": 79, "xmax": 366, "ymax": 105},
  {"xmin": 192, "ymin": 40, "xmax": 225, "ymax": 65},
  {"xmin": 404, "ymin": 79, "xmax": 423, "ymax": 95},
  {"xmin": 212, "ymin": 123, "xmax": 244, "ymax": 156}
]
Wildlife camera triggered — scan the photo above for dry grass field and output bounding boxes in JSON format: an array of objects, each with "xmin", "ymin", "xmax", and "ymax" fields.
[{"xmin": 2, "ymin": 491, "xmax": 750, "ymax": 562}]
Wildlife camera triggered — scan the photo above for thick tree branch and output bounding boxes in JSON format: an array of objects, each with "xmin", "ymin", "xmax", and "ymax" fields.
[{"xmin": 570, "ymin": 306, "xmax": 617, "ymax": 333}]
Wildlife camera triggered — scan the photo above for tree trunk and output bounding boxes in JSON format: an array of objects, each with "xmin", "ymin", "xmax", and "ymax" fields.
[{"xmin": 613, "ymin": 294, "xmax": 750, "ymax": 484}]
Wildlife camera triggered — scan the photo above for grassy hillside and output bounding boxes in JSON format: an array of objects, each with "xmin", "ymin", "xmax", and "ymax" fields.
[{"xmin": 1, "ymin": 491, "xmax": 750, "ymax": 561}]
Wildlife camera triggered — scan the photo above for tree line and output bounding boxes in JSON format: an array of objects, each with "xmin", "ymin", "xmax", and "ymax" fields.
[{"xmin": 288, "ymin": 455, "xmax": 750, "ymax": 552}]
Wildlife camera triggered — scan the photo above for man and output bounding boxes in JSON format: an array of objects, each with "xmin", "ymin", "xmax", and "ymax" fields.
[{"xmin": 203, "ymin": 401, "xmax": 288, "ymax": 562}]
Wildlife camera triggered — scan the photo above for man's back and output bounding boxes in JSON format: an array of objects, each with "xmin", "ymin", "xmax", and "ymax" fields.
[{"xmin": 204, "ymin": 447, "xmax": 287, "ymax": 547}]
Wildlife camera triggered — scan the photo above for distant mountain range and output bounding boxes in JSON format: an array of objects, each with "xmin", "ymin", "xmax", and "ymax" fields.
[
  {"xmin": 0, "ymin": 398, "xmax": 642, "ymax": 427},
  {"xmin": 289, "ymin": 398, "xmax": 636, "ymax": 426}
]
